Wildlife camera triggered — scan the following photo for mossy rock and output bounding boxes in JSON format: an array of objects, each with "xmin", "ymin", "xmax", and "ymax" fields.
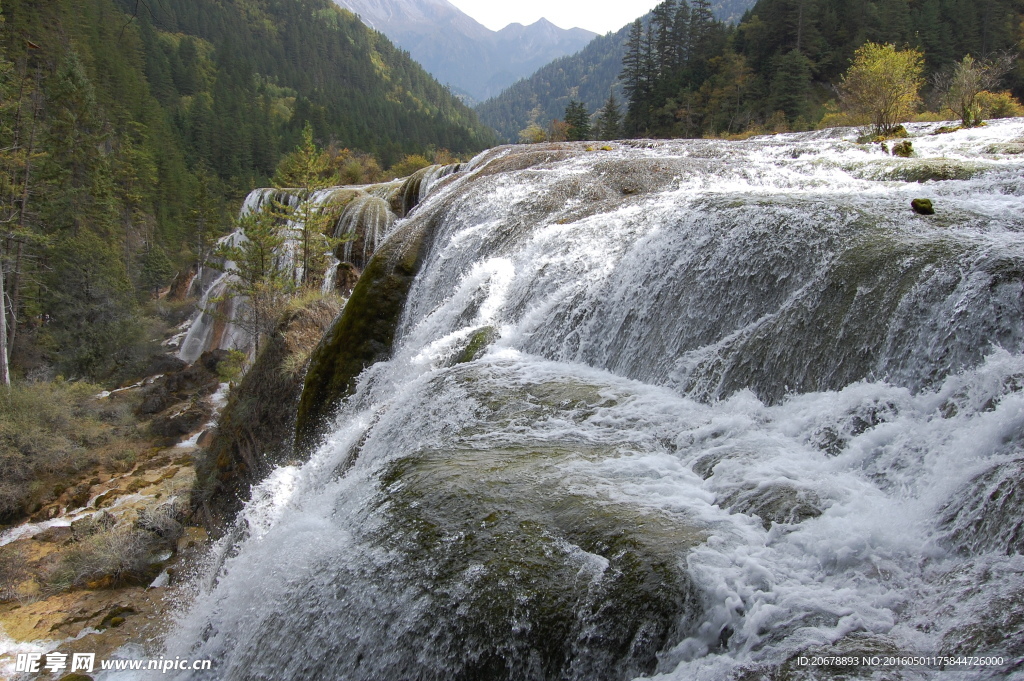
[
  {"xmin": 853, "ymin": 159, "xmax": 987, "ymax": 183},
  {"xmin": 59, "ymin": 675, "xmax": 95, "ymax": 681},
  {"xmin": 911, "ymin": 198, "xmax": 935, "ymax": 215},
  {"xmin": 985, "ymin": 142, "xmax": 1024, "ymax": 155},
  {"xmin": 192, "ymin": 295, "xmax": 342, "ymax": 528},
  {"xmin": 856, "ymin": 125, "xmax": 909, "ymax": 144},
  {"xmin": 891, "ymin": 140, "xmax": 913, "ymax": 157},
  {"xmin": 358, "ymin": 417, "xmax": 705, "ymax": 679},
  {"xmin": 453, "ymin": 326, "xmax": 497, "ymax": 364},
  {"xmin": 718, "ymin": 483, "xmax": 822, "ymax": 529},
  {"xmin": 295, "ymin": 216, "xmax": 440, "ymax": 452}
]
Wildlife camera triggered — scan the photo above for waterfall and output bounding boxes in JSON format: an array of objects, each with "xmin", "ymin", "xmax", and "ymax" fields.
[
  {"xmin": 334, "ymin": 195, "xmax": 396, "ymax": 269},
  {"xmin": 175, "ymin": 176, "xmax": 423, "ymax": 361},
  {"xmin": 163, "ymin": 121, "xmax": 1024, "ymax": 680},
  {"xmin": 177, "ymin": 231, "xmax": 251, "ymax": 364}
]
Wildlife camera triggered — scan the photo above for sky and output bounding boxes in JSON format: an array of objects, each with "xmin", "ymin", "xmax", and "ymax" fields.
[{"xmin": 445, "ymin": 0, "xmax": 661, "ymax": 35}]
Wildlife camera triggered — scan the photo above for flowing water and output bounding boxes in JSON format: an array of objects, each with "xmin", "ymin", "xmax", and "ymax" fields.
[{"xmin": 162, "ymin": 122, "xmax": 1024, "ymax": 680}]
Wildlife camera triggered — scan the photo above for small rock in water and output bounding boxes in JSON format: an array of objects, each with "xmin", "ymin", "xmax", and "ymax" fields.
[
  {"xmin": 892, "ymin": 140, "xmax": 913, "ymax": 157},
  {"xmin": 911, "ymin": 198, "xmax": 935, "ymax": 214}
]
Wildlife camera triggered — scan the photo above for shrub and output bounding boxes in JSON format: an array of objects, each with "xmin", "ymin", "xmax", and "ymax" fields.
[
  {"xmin": 839, "ymin": 42, "xmax": 924, "ymax": 136},
  {"xmin": 388, "ymin": 154, "xmax": 432, "ymax": 179},
  {"xmin": 43, "ymin": 525, "xmax": 158, "ymax": 593},
  {"xmin": 0, "ymin": 380, "xmax": 144, "ymax": 523},
  {"xmin": 976, "ymin": 90, "xmax": 1024, "ymax": 119},
  {"xmin": 0, "ymin": 545, "xmax": 28, "ymax": 602},
  {"xmin": 933, "ymin": 55, "xmax": 1014, "ymax": 127}
]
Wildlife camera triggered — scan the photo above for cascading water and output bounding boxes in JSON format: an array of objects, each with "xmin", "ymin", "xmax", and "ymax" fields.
[
  {"xmin": 162, "ymin": 121, "xmax": 1024, "ymax": 680},
  {"xmin": 175, "ymin": 173, "xmax": 435, "ymax": 361},
  {"xmin": 177, "ymin": 231, "xmax": 252, "ymax": 364},
  {"xmin": 334, "ymin": 195, "xmax": 396, "ymax": 268}
]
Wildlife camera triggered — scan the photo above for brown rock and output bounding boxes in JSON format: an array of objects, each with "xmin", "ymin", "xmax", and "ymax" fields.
[
  {"xmin": 34, "ymin": 525, "xmax": 73, "ymax": 543},
  {"xmin": 167, "ymin": 265, "xmax": 198, "ymax": 301}
]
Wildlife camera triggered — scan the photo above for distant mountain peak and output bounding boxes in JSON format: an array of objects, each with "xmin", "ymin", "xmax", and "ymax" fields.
[{"xmin": 332, "ymin": 0, "xmax": 596, "ymax": 102}]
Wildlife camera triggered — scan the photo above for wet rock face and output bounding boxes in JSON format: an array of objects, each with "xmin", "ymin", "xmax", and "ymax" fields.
[
  {"xmin": 167, "ymin": 265, "xmax": 198, "ymax": 302},
  {"xmin": 295, "ymin": 216, "xmax": 440, "ymax": 452},
  {"xmin": 193, "ymin": 296, "xmax": 342, "ymax": 527},
  {"xmin": 941, "ymin": 457, "xmax": 1024, "ymax": 556},
  {"xmin": 718, "ymin": 483, "xmax": 823, "ymax": 530},
  {"xmin": 332, "ymin": 262, "xmax": 361, "ymax": 296},
  {"xmin": 135, "ymin": 351, "xmax": 226, "ymax": 417},
  {"xmin": 149, "ymin": 403, "xmax": 213, "ymax": 439}
]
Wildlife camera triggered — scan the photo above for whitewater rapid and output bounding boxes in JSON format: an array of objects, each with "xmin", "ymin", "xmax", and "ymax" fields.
[{"xmin": 159, "ymin": 120, "xmax": 1024, "ymax": 680}]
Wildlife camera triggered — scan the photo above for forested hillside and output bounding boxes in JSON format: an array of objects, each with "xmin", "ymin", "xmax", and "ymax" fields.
[
  {"xmin": 475, "ymin": 22, "xmax": 631, "ymax": 142},
  {"xmin": 623, "ymin": 0, "xmax": 1024, "ymax": 137},
  {"xmin": 475, "ymin": 0, "xmax": 759, "ymax": 142},
  {"xmin": 0, "ymin": 0, "xmax": 494, "ymax": 383},
  {"xmin": 483, "ymin": 0, "xmax": 1024, "ymax": 142}
]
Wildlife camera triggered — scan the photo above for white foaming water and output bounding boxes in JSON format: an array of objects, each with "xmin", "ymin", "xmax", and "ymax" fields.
[{"xmin": 162, "ymin": 121, "xmax": 1024, "ymax": 680}]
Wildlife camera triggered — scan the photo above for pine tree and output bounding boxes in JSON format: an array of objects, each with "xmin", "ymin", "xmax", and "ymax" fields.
[
  {"xmin": 564, "ymin": 100, "xmax": 592, "ymax": 141},
  {"xmin": 597, "ymin": 92, "xmax": 622, "ymax": 140},
  {"xmin": 215, "ymin": 206, "xmax": 293, "ymax": 355},
  {"xmin": 272, "ymin": 122, "xmax": 340, "ymax": 288},
  {"xmin": 652, "ymin": 0, "xmax": 679, "ymax": 76},
  {"xmin": 622, "ymin": 20, "xmax": 646, "ymax": 98},
  {"xmin": 769, "ymin": 49, "xmax": 813, "ymax": 124}
]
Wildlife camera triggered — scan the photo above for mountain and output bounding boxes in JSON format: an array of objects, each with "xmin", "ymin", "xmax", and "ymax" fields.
[
  {"xmin": 333, "ymin": 0, "xmax": 596, "ymax": 102},
  {"xmin": 476, "ymin": 22, "xmax": 631, "ymax": 142},
  {"xmin": 476, "ymin": 0, "xmax": 757, "ymax": 141}
]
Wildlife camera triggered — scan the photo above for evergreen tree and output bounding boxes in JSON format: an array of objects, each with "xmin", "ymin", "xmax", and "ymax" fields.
[
  {"xmin": 622, "ymin": 19, "xmax": 652, "ymax": 133},
  {"xmin": 272, "ymin": 122, "xmax": 340, "ymax": 288},
  {"xmin": 652, "ymin": 0, "xmax": 680, "ymax": 76},
  {"xmin": 564, "ymin": 100, "xmax": 592, "ymax": 141},
  {"xmin": 596, "ymin": 92, "xmax": 622, "ymax": 140},
  {"xmin": 769, "ymin": 49, "xmax": 813, "ymax": 124},
  {"xmin": 215, "ymin": 207, "xmax": 293, "ymax": 355}
]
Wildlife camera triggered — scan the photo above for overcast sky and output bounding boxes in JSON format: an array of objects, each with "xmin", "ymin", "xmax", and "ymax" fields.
[{"xmin": 445, "ymin": 0, "xmax": 660, "ymax": 35}]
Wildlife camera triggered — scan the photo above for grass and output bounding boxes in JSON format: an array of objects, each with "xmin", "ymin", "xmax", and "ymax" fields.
[{"xmin": 0, "ymin": 379, "xmax": 147, "ymax": 524}]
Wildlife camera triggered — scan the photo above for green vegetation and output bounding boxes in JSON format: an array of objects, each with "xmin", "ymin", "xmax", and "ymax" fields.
[
  {"xmin": 0, "ymin": 0, "xmax": 494, "ymax": 384},
  {"xmin": 838, "ymin": 43, "xmax": 924, "ymax": 136},
  {"xmin": 494, "ymin": 0, "xmax": 1024, "ymax": 142},
  {"xmin": 0, "ymin": 379, "xmax": 145, "ymax": 523},
  {"xmin": 43, "ymin": 515, "xmax": 178, "ymax": 592},
  {"xmin": 616, "ymin": 0, "xmax": 1024, "ymax": 138},
  {"xmin": 564, "ymin": 100, "xmax": 592, "ymax": 141},
  {"xmin": 934, "ymin": 54, "xmax": 1016, "ymax": 128}
]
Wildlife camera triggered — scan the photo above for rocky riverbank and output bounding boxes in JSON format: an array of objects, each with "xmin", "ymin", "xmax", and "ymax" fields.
[{"xmin": 0, "ymin": 353, "xmax": 228, "ymax": 679}]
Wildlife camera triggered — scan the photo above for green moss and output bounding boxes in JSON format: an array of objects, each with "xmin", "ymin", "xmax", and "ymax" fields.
[
  {"xmin": 295, "ymin": 217, "xmax": 439, "ymax": 452},
  {"xmin": 454, "ymin": 326, "xmax": 497, "ymax": 364},
  {"xmin": 850, "ymin": 158, "xmax": 988, "ymax": 182},
  {"xmin": 856, "ymin": 125, "xmax": 909, "ymax": 144},
  {"xmin": 891, "ymin": 140, "xmax": 913, "ymax": 157},
  {"xmin": 370, "ymin": 436, "xmax": 705, "ymax": 680},
  {"xmin": 911, "ymin": 197, "xmax": 935, "ymax": 214}
]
